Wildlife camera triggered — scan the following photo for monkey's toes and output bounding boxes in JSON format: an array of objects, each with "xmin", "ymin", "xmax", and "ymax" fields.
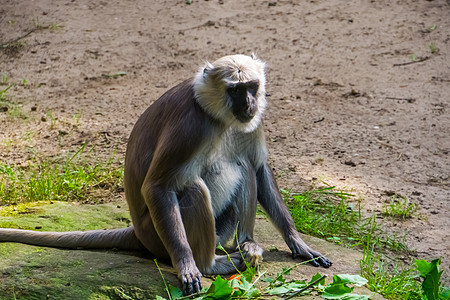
[
  {"xmin": 308, "ymin": 254, "xmax": 331, "ymax": 268},
  {"xmin": 317, "ymin": 256, "xmax": 332, "ymax": 268},
  {"xmin": 181, "ymin": 273, "xmax": 203, "ymax": 296},
  {"xmin": 291, "ymin": 246, "xmax": 332, "ymax": 268},
  {"xmin": 241, "ymin": 241, "xmax": 264, "ymax": 266}
]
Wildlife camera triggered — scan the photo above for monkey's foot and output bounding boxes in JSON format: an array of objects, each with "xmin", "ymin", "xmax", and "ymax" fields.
[
  {"xmin": 289, "ymin": 237, "xmax": 332, "ymax": 268},
  {"xmin": 178, "ymin": 264, "xmax": 203, "ymax": 296},
  {"xmin": 240, "ymin": 241, "xmax": 263, "ymax": 266}
]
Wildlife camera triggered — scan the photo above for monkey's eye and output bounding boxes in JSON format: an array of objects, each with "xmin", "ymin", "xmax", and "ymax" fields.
[
  {"xmin": 226, "ymin": 84, "xmax": 245, "ymax": 98},
  {"xmin": 247, "ymin": 82, "xmax": 259, "ymax": 96}
]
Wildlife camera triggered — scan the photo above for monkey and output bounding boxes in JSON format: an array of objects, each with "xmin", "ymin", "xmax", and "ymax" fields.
[{"xmin": 0, "ymin": 54, "xmax": 331, "ymax": 295}]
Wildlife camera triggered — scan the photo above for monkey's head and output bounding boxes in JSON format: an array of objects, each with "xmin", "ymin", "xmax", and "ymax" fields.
[{"xmin": 194, "ymin": 54, "xmax": 267, "ymax": 132}]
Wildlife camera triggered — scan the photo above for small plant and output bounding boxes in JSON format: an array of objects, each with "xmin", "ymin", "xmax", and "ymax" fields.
[
  {"xmin": 48, "ymin": 22, "xmax": 64, "ymax": 30},
  {"xmin": 382, "ymin": 196, "xmax": 417, "ymax": 219},
  {"xmin": 361, "ymin": 243, "xmax": 450, "ymax": 300},
  {"xmin": 46, "ymin": 110, "xmax": 57, "ymax": 129},
  {"xmin": 360, "ymin": 245, "xmax": 422, "ymax": 299},
  {"xmin": 0, "ymin": 73, "xmax": 10, "ymax": 85},
  {"xmin": 0, "ymin": 84, "xmax": 13, "ymax": 101},
  {"xmin": 0, "ymin": 84, "xmax": 28, "ymax": 119},
  {"xmin": 416, "ymin": 258, "xmax": 450, "ymax": 300},
  {"xmin": 410, "ymin": 54, "xmax": 418, "ymax": 62},
  {"xmin": 155, "ymin": 256, "xmax": 371, "ymax": 300},
  {"xmin": 430, "ymin": 42, "xmax": 440, "ymax": 55}
]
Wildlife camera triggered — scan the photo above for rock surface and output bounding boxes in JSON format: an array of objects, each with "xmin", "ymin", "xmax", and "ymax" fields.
[{"xmin": 0, "ymin": 201, "xmax": 384, "ymax": 299}]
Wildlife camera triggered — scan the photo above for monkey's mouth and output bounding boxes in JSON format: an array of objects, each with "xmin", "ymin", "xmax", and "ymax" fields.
[{"xmin": 233, "ymin": 105, "xmax": 257, "ymax": 123}]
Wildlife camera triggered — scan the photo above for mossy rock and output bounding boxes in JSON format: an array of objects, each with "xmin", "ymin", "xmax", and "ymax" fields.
[
  {"xmin": 0, "ymin": 201, "xmax": 384, "ymax": 299},
  {"xmin": 0, "ymin": 201, "xmax": 176, "ymax": 299}
]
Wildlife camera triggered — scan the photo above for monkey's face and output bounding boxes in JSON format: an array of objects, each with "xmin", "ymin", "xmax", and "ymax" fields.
[
  {"xmin": 226, "ymin": 80, "xmax": 260, "ymax": 123},
  {"xmin": 194, "ymin": 54, "xmax": 267, "ymax": 132}
]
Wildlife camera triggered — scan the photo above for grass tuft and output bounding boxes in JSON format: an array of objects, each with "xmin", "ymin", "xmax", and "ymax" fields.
[
  {"xmin": 283, "ymin": 187, "xmax": 408, "ymax": 252},
  {"xmin": 382, "ymin": 195, "xmax": 417, "ymax": 220},
  {"xmin": 360, "ymin": 245, "xmax": 422, "ymax": 299},
  {"xmin": 0, "ymin": 144, "xmax": 123, "ymax": 205}
]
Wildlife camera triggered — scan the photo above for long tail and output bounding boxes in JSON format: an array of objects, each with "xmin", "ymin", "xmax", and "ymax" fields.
[{"xmin": 0, "ymin": 226, "xmax": 145, "ymax": 251}]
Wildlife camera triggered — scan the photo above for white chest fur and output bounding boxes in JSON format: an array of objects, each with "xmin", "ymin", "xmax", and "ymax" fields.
[{"xmin": 203, "ymin": 155, "xmax": 244, "ymax": 217}]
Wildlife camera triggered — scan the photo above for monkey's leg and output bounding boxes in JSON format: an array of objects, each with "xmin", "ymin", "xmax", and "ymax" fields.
[
  {"xmin": 233, "ymin": 165, "xmax": 263, "ymax": 266},
  {"xmin": 177, "ymin": 181, "xmax": 246, "ymax": 277},
  {"xmin": 138, "ymin": 181, "xmax": 204, "ymax": 296},
  {"xmin": 256, "ymin": 162, "xmax": 332, "ymax": 268},
  {"xmin": 140, "ymin": 179, "xmax": 244, "ymax": 295}
]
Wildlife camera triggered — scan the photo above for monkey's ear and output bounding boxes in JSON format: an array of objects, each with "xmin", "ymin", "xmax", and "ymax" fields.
[{"xmin": 203, "ymin": 61, "xmax": 214, "ymax": 78}]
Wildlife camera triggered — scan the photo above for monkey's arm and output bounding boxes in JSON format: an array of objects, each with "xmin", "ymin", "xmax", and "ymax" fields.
[
  {"xmin": 141, "ymin": 181, "xmax": 202, "ymax": 295},
  {"xmin": 137, "ymin": 109, "xmax": 215, "ymax": 295},
  {"xmin": 256, "ymin": 162, "xmax": 332, "ymax": 268}
]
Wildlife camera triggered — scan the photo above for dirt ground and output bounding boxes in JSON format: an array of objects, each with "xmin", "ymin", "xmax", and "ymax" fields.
[{"xmin": 1, "ymin": 0, "xmax": 449, "ymax": 283}]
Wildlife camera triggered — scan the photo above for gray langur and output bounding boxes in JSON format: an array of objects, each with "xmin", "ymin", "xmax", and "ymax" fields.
[{"xmin": 0, "ymin": 54, "xmax": 331, "ymax": 295}]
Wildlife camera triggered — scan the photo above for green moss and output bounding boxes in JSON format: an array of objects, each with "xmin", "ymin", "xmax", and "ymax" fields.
[
  {"xmin": 0, "ymin": 201, "xmax": 174, "ymax": 299},
  {"xmin": 0, "ymin": 201, "xmax": 48, "ymax": 217},
  {"xmin": 0, "ymin": 201, "xmax": 131, "ymax": 231}
]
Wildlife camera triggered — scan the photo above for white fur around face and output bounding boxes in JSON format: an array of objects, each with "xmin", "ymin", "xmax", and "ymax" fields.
[{"xmin": 193, "ymin": 54, "xmax": 267, "ymax": 132}]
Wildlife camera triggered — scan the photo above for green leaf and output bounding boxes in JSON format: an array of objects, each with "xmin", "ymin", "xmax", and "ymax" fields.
[
  {"xmin": 267, "ymin": 280, "xmax": 307, "ymax": 295},
  {"xmin": 332, "ymin": 274, "xmax": 368, "ymax": 287},
  {"xmin": 322, "ymin": 283, "xmax": 353, "ymax": 299},
  {"xmin": 169, "ymin": 285, "xmax": 183, "ymax": 299},
  {"xmin": 416, "ymin": 259, "xmax": 435, "ymax": 277},
  {"xmin": 309, "ymin": 272, "xmax": 327, "ymax": 287},
  {"xmin": 321, "ymin": 274, "xmax": 371, "ymax": 299},
  {"xmin": 266, "ymin": 267, "xmax": 290, "ymax": 288},
  {"xmin": 205, "ymin": 275, "xmax": 233, "ymax": 299},
  {"xmin": 242, "ymin": 265, "xmax": 256, "ymax": 282},
  {"xmin": 440, "ymin": 286, "xmax": 450, "ymax": 300},
  {"xmin": 416, "ymin": 258, "xmax": 442, "ymax": 300}
]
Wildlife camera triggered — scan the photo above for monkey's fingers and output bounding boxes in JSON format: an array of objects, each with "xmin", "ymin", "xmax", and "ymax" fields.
[
  {"xmin": 315, "ymin": 255, "xmax": 332, "ymax": 268},
  {"xmin": 292, "ymin": 250, "xmax": 327, "ymax": 268},
  {"xmin": 181, "ymin": 272, "xmax": 203, "ymax": 296},
  {"xmin": 240, "ymin": 241, "xmax": 264, "ymax": 266},
  {"xmin": 290, "ymin": 242, "xmax": 332, "ymax": 268}
]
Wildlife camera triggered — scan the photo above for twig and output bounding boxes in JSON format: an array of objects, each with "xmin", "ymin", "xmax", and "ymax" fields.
[
  {"xmin": 386, "ymin": 97, "xmax": 416, "ymax": 103},
  {"xmin": 1, "ymin": 29, "xmax": 36, "ymax": 47},
  {"xmin": 178, "ymin": 20, "xmax": 216, "ymax": 33},
  {"xmin": 1, "ymin": 23, "xmax": 57, "ymax": 48},
  {"xmin": 431, "ymin": 76, "xmax": 450, "ymax": 82},
  {"xmin": 283, "ymin": 274, "xmax": 328, "ymax": 300},
  {"xmin": 313, "ymin": 117, "xmax": 325, "ymax": 123},
  {"xmin": 393, "ymin": 56, "xmax": 430, "ymax": 67},
  {"xmin": 154, "ymin": 259, "xmax": 173, "ymax": 300},
  {"xmin": 176, "ymin": 291, "xmax": 208, "ymax": 300},
  {"xmin": 377, "ymin": 140, "xmax": 393, "ymax": 149}
]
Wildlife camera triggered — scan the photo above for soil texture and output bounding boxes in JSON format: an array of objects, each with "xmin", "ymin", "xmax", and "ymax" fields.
[{"xmin": 1, "ymin": 0, "xmax": 449, "ymax": 283}]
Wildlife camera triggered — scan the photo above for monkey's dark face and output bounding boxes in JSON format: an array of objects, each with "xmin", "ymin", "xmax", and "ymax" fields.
[{"xmin": 226, "ymin": 80, "xmax": 259, "ymax": 123}]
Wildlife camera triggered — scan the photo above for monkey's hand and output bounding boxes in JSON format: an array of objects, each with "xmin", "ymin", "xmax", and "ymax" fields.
[
  {"xmin": 288, "ymin": 235, "xmax": 332, "ymax": 268},
  {"xmin": 178, "ymin": 261, "xmax": 203, "ymax": 296},
  {"xmin": 240, "ymin": 240, "xmax": 264, "ymax": 266}
]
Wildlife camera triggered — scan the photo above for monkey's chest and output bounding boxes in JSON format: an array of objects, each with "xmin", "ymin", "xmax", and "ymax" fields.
[{"xmin": 202, "ymin": 159, "xmax": 245, "ymax": 217}]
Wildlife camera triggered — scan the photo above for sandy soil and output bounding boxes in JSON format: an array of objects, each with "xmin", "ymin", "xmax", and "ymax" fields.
[{"xmin": 1, "ymin": 0, "xmax": 449, "ymax": 282}]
